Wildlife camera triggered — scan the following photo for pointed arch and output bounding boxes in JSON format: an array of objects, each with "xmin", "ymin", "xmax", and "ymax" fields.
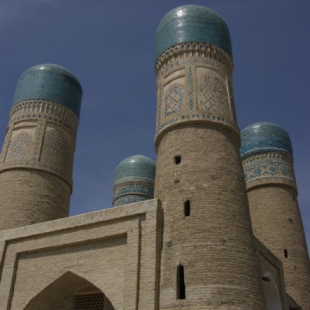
[
  {"xmin": 24, "ymin": 271, "xmax": 115, "ymax": 310},
  {"xmin": 262, "ymin": 271, "xmax": 281, "ymax": 310}
]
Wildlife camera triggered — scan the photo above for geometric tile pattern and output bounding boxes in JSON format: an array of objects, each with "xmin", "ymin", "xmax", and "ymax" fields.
[
  {"xmin": 198, "ymin": 71, "xmax": 229, "ymax": 120},
  {"xmin": 74, "ymin": 293, "xmax": 104, "ymax": 310},
  {"xmin": 0, "ymin": 100, "xmax": 77, "ymax": 188},
  {"xmin": 165, "ymin": 85, "xmax": 183, "ymax": 116},
  {"xmin": 41, "ymin": 129, "xmax": 69, "ymax": 169},
  {"xmin": 7, "ymin": 133, "xmax": 31, "ymax": 160},
  {"xmin": 113, "ymin": 179, "xmax": 154, "ymax": 207},
  {"xmin": 155, "ymin": 43, "xmax": 239, "ymax": 142},
  {"xmin": 242, "ymin": 152, "xmax": 296, "ymax": 189}
]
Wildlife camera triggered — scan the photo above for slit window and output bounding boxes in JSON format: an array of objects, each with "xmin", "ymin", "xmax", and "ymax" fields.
[
  {"xmin": 174, "ymin": 156, "xmax": 181, "ymax": 164},
  {"xmin": 284, "ymin": 249, "xmax": 288, "ymax": 258},
  {"xmin": 177, "ymin": 265, "xmax": 186, "ymax": 299},
  {"xmin": 184, "ymin": 200, "xmax": 191, "ymax": 216}
]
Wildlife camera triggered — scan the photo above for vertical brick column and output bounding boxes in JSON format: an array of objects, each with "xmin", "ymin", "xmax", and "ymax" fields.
[
  {"xmin": 154, "ymin": 5, "xmax": 266, "ymax": 309},
  {"xmin": 0, "ymin": 64, "xmax": 82, "ymax": 230},
  {"xmin": 241, "ymin": 122, "xmax": 310, "ymax": 308}
]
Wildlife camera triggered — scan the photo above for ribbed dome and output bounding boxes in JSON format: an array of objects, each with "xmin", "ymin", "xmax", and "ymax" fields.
[
  {"xmin": 155, "ymin": 5, "xmax": 232, "ymax": 61},
  {"xmin": 241, "ymin": 122, "xmax": 293, "ymax": 157},
  {"xmin": 114, "ymin": 155, "xmax": 156, "ymax": 182},
  {"xmin": 12, "ymin": 64, "xmax": 82, "ymax": 118}
]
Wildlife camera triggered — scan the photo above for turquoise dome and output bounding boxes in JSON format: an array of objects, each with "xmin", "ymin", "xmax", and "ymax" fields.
[
  {"xmin": 12, "ymin": 64, "xmax": 82, "ymax": 118},
  {"xmin": 113, "ymin": 155, "xmax": 156, "ymax": 207},
  {"xmin": 155, "ymin": 5, "xmax": 232, "ymax": 60},
  {"xmin": 114, "ymin": 155, "xmax": 156, "ymax": 182},
  {"xmin": 241, "ymin": 122, "xmax": 293, "ymax": 157}
]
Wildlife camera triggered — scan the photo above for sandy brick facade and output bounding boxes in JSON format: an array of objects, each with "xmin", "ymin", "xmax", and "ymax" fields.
[{"xmin": 0, "ymin": 199, "xmax": 161, "ymax": 310}]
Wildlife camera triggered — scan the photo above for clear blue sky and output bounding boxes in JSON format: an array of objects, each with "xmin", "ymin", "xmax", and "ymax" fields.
[{"xmin": 0, "ymin": 0, "xmax": 309, "ymax": 250}]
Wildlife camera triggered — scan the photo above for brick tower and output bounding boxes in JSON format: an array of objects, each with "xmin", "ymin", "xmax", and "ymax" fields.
[
  {"xmin": 241, "ymin": 122, "xmax": 310, "ymax": 308},
  {"xmin": 154, "ymin": 5, "xmax": 266, "ymax": 309},
  {"xmin": 0, "ymin": 64, "xmax": 82, "ymax": 230}
]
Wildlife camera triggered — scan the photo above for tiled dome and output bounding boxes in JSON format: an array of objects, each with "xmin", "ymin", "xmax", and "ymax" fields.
[
  {"xmin": 113, "ymin": 155, "xmax": 156, "ymax": 207},
  {"xmin": 12, "ymin": 64, "xmax": 82, "ymax": 118},
  {"xmin": 155, "ymin": 5, "xmax": 232, "ymax": 60},
  {"xmin": 241, "ymin": 122, "xmax": 293, "ymax": 157}
]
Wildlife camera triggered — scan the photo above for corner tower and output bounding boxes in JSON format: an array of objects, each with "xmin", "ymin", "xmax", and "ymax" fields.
[
  {"xmin": 154, "ymin": 5, "xmax": 266, "ymax": 309},
  {"xmin": 241, "ymin": 122, "xmax": 310, "ymax": 308},
  {"xmin": 113, "ymin": 155, "xmax": 156, "ymax": 206},
  {"xmin": 0, "ymin": 64, "xmax": 82, "ymax": 230}
]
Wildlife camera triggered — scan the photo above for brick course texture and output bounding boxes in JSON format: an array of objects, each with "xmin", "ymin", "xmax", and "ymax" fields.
[
  {"xmin": 247, "ymin": 184, "xmax": 310, "ymax": 308},
  {"xmin": 155, "ymin": 125, "xmax": 266, "ymax": 309}
]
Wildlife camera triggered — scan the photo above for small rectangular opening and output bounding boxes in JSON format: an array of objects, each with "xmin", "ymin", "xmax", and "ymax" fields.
[
  {"xmin": 174, "ymin": 155, "xmax": 181, "ymax": 164},
  {"xmin": 284, "ymin": 249, "xmax": 288, "ymax": 258},
  {"xmin": 177, "ymin": 265, "xmax": 186, "ymax": 299},
  {"xmin": 184, "ymin": 200, "xmax": 191, "ymax": 216}
]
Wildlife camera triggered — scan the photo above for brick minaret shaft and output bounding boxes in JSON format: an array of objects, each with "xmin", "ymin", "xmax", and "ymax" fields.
[
  {"xmin": 154, "ymin": 5, "xmax": 266, "ymax": 309},
  {"xmin": 241, "ymin": 123, "xmax": 310, "ymax": 308},
  {"xmin": 0, "ymin": 64, "xmax": 82, "ymax": 231}
]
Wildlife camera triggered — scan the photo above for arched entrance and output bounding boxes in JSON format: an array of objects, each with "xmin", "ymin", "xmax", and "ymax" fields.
[
  {"xmin": 24, "ymin": 271, "xmax": 115, "ymax": 310},
  {"xmin": 262, "ymin": 271, "xmax": 281, "ymax": 310}
]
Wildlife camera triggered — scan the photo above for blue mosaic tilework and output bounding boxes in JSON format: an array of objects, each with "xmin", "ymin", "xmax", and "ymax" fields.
[
  {"xmin": 155, "ymin": 5, "xmax": 232, "ymax": 60},
  {"xmin": 165, "ymin": 85, "xmax": 183, "ymax": 116},
  {"xmin": 241, "ymin": 122, "xmax": 293, "ymax": 157},
  {"xmin": 114, "ymin": 155, "xmax": 156, "ymax": 183},
  {"xmin": 242, "ymin": 153, "xmax": 296, "ymax": 187},
  {"xmin": 12, "ymin": 64, "xmax": 82, "ymax": 118},
  {"xmin": 114, "ymin": 179, "xmax": 154, "ymax": 198},
  {"xmin": 188, "ymin": 66, "xmax": 194, "ymax": 112},
  {"xmin": 113, "ymin": 155, "xmax": 156, "ymax": 206},
  {"xmin": 114, "ymin": 195, "xmax": 148, "ymax": 207}
]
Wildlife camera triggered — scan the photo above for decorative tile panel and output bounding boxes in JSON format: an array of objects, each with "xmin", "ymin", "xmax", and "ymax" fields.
[
  {"xmin": 242, "ymin": 152, "xmax": 296, "ymax": 189},
  {"xmin": 197, "ymin": 68, "xmax": 230, "ymax": 120},
  {"xmin": 113, "ymin": 179, "xmax": 155, "ymax": 207},
  {"xmin": 6, "ymin": 133, "xmax": 31, "ymax": 160},
  {"xmin": 164, "ymin": 84, "xmax": 184, "ymax": 116}
]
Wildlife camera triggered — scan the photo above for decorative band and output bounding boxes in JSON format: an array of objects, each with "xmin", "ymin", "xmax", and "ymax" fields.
[
  {"xmin": 156, "ymin": 42, "xmax": 233, "ymax": 74},
  {"xmin": 242, "ymin": 152, "xmax": 296, "ymax": 190},
  {"xmin": 113, "ymin": 179, "xmax": 154, "ymax": 201},
  {"xmin": 10, "ymin": 100, "xmax": 79, "ymax": 134}
]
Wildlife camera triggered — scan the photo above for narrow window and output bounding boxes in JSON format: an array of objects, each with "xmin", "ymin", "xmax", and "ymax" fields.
[
  {"xmin": 174, "ymin": 155, "xmax": 181, "ymax": 164},
  {"xmin": 289, "ymin": 218, "xmax": 293, "ymax": 224},
  {"xmin": 184, "ymin": 200, "xmax": 191, "ymax": 216},
  {"xmin": 177, "ymin": 265, "xmax": 186, "ymax": 299},
  {"xmin": 284, "ymin": 249, "xmax": 288, "ymax": 258}
]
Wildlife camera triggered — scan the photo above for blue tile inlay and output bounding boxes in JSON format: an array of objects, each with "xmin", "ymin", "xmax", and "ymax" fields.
[
  {"xmin": 114, "ymin": 155, "xmax": 156, "ymax": 182},
  {"xmin": 12, "ymin": 64, "xmax": 82, "ymax": 118},
  {"xmin": 155, "ymin": 5, "xmax": 232, "ymax": 60},
  {"xmin": 240, "ymin": 122, "xmax": 293, "ymax": 157}
]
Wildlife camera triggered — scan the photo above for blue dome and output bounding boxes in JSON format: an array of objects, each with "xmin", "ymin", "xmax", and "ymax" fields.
[
  {"xmin": 114, "ymin": 155, "xmax": 156, "ymax": 183},
  {"xmin": 12, "ymin": 64, "xmax": 82, "ymax": 118},
  {"xmin": 241, "ymin": 122, "xmax": 293, "ymax": 157},
  {"xmin": 155, "ymin": 5, "xmax": 232, "ymax": 61}
]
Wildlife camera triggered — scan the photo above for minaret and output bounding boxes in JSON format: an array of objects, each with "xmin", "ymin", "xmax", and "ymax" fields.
[
  {"xmin": 113, "ymin": 155, "xmax": 155, "ymax": 206},
  {"xmin": 241, "ymin": 122, "xmax": 310, "ymax": 308},
  {"xmin": 154, "ymin": 5, "xmax": 266, "ymax": 309},
  {"xmin": 0, "ymin": 64, "xmax": 82, "ymax": 230}
]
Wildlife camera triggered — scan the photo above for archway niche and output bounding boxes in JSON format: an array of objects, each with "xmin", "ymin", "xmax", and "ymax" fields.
[
  {"xmin": 262, "ymin": 271, "xmax": 281, "ymax": 310},
  {"xmin": 24, "ymin": 271, "xmax": 115, "ymax": 310}
]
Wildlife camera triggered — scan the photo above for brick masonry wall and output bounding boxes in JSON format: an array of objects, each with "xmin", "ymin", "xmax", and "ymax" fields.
[
  {"xmin": 0, "ymin": 199, "xmax": 160, "ymax": 310},
  {"xmin": 0, "ymin": 100, "xmax": 78, "ymax": 230},
  {"xmin": 0, "ymin": 170, "xmax": 70, "ymax": 231},
  {"xmin": 248, "ymin": 185, "xmax": 310, "ymax": 309},
  {"xmin": 155, "ymin": 124, "xmax": 266, "ymax": 309}
]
